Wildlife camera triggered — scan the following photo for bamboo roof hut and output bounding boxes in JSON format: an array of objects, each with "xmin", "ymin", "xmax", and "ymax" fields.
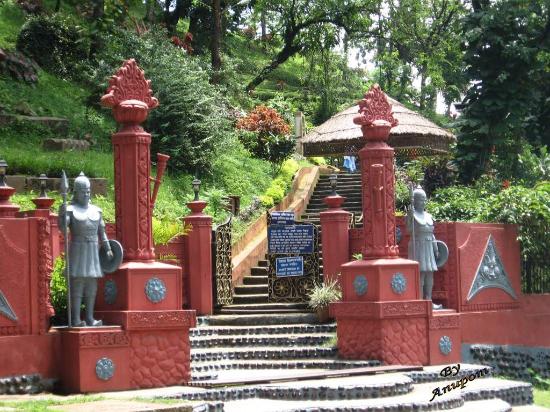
[{"xmin": 300, "ymin": 97, "xmax": 455, "ymax": 157}]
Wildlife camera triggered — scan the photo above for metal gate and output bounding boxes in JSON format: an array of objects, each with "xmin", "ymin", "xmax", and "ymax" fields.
[
  {"xmin": 267, "ymin": 213, "xmax": 321, "ymax": 303},
  {"xmin": 212, "ymin": 215, "xmax": 233, "ymax": 307}
]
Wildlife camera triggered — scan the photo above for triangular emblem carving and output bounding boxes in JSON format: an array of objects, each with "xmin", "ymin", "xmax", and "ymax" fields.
[
  {"xmin": 0, "ymin": 290, "xmax": 17, "ymax": 321},
  {"xmin": 467, "ymin": 236, "xmax": 517, "ymax": 301}
]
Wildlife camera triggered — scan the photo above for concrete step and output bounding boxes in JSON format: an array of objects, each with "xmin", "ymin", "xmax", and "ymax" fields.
[
  {"xmin": 169, "ymin": 376, "xmax": 531, "ymax": 412},
  {"xmin": 198, "ymin": 313, "xmax": 319, "ymax": 326},
  {"xmin": 190, "ymin": 323, "xmax": 336, "ymax": 337},
  {"xmin": 218, "ymin": 308, "xmax": 310, "ymax": 315},
  {"xmin": 234, "ymin": 284, "xmax": 268, "ymax": 294},
  {"xmin": 219, "ymin": 302, "xmax": 308, "ymax": 311},
  {"xmin": 242, "ymin": 275, "xmax": 268, "ymax": 285},
  {"xmin": 191, "ymin": 333, "xmax": 335, "ymax": 349},
  {"xmin": 258, "ymin": 260, "xmax": 268, "ymax": 267},
  {"xmin": 250, "ymin": 267, "xmax": 268, "ymax": 276},
  {"xmin": 232, "ymin": 293, "xmax": 269, "ymax": 304},
  {"xmin": 190, "ymin": 346, "xmax": 338, "ymax": 362},
  {"xmin": 191, "ymin": 359, "xmax": 378, "ymax": 373}
]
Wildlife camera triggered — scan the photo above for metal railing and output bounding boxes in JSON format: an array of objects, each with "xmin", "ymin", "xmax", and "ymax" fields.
[{"xmin": 522, "ymin": 259, "xmax": 550, "ymax": 294}]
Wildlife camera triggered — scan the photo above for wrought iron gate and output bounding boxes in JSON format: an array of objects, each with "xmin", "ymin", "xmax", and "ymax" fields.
[
  {"xmin": 212, "ymin": 215, "xmax": 233, "ymax": 306},
  {"xmin": 267, "ymin": 213, "xmax": 321, "ymax": 303}
]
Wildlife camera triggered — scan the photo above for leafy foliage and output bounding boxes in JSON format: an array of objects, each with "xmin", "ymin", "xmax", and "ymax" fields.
[
  {"xmin": 89, "ymin": 28, "xmax": 233, "ymax": 174},
  {"xmin": 16, "ymin": 14, "xmax": 88, "ymax": 78},
  {"xmin": 49, "ymin": 255, "xmax": 67, "ymax": 321},
  {"xmin": 236, "ymin": 105, "xmax": 294, "ymax": 164},
  {"xmin": 456, "ymin": 0, "xmax": 550, "ymax": 181}
]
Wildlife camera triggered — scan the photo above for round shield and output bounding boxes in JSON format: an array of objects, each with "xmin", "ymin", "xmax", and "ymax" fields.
[
  {"xmin": 435, "ymin": 240, "xmax": 449, "ymax": 269},
  {"xmin": 100, "ymin": 240, "xmax": 123, "ymax": 274}
]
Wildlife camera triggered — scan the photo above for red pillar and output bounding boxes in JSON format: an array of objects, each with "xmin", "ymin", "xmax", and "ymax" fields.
[
  {"xmin": 183, "ymin": 201, "xmax": 213, "ymax": 315},
  {"xmin": 319, "ymin": 195, "xmax": 351, "ymax": 284},
  {"xmin": 101, "ymin": 64, "xmax": 158, "ymax": 262},
  {"xmin": 330, "ymin": 85, "xmax": 460, "ymax": 366},
  {"xmin": 58, "ymin": 59, "xmax": 196, "ymax": 393}
]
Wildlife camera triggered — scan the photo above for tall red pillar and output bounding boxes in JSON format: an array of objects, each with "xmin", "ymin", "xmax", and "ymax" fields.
[
  {"xmin": 330, "ymin": 85, "xmax": 459, "ymax": 366},
  {"xmin": 319, "ymin": 195, "xmax": 351, "ymax": 284},
  {"xmin": 59, "ymin": 60, "xmax": 196, "ymax": 393},
  {"xmin": 183, "ymin": 200, "xmax": 213, "ymax": 315}
]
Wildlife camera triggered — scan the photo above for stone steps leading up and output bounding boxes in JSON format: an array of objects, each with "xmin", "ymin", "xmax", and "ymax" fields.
[
  {"xmin": 233, "ymin": 284, "xmax": 267, "ymax": 294},
  {"xmin": 191, "ymin": 346, "xmax": 338, "ymax": 362},
  {"xmin": 197, "ymin": 313, "xmax": 319, "ymax": 326},
  {"xmin": 218, "ymin": 308, "xmax": 310, "ymax": 315},
  {"xmin": 165, "ymin": 375, "xmax": 531, "ymax": 412},
  {"xmin": 191, "ymin": 359, "xmax": 379, "ymax": 373},
  {"xmin": 191, "ymin": 323, "xmax": 335, "ymax": 337},
  {"xmin": 232, "ymin": 293, "xmax": 269, "ymax": 304},
  {"xmin": 242, "ymin": 275, "xmax": 268, "ymax": 285},
  {"xmin": 191, "ymin": 333, "xmax": 334, "ymax": 349}
]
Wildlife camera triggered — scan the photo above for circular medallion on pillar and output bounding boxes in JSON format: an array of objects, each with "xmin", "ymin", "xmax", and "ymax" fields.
[
  {"xmin": 104, "ymin": 279, "xmax": 117, "ymax": 305},
  {"xmin": 439, "ymin": 335, "xmax": 452, "ymax": 355},
  {"xmin": 95, "ymin": 357, "xmax": 115, "ymax": 381},
  {"xmin": 353, "ymin": 275, "xmax": 368, "ymax": 296},
  {"xmin": 391, "ymin": 273, "xmax": 407, "ymax": 295},
  {"xmin": 145, "ymin": 277, "xmax": 166, "ymax": 303}
]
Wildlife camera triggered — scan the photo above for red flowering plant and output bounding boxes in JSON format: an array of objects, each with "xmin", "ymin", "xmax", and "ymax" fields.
[{"xmin": 236, "ymin": 105, "xmax": 294, "ymax": 164}]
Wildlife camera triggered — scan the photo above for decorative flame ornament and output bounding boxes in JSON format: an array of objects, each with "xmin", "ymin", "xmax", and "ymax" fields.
[
  {"xmin": 101, "ymin": 59, "xmax": 159, "ymax": 125},
  {"xmin": 354, "ymin": 84, "xmax": 398, "ymax": 128}
]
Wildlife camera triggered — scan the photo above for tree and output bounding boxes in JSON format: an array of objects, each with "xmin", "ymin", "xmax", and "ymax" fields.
[
  {"xmin": 375, "ymin": 0, "xmax": 467, "ymax": 111},
  {"xmin": 246, "ymin": 0, "xmax": 375, "ymax": 91},
  {"xmin": 456, "ymin": 0, "xmax": 550, "ymax": 182}
]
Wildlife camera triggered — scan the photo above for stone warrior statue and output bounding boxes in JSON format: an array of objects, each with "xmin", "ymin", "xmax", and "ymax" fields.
[
  {"xmin": 406, "ymin": 186, "xmax": 448, "ymax": 309},
  {"xmin": 58, "ymin": 172, "xmax": 120, "ymax": 327}
]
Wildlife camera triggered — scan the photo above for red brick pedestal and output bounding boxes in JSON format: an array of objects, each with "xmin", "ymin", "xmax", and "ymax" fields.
[{"xmin": 319, "ymin": 195, "xmax": 350, "ymax": 284}]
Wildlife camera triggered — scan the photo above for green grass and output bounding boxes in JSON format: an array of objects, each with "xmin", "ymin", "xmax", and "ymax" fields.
[
  {"xmin": 0, "ymin": 395, "xmax": 105, "ymax": 412},
  {"xmin": 0, "ymin": 0, "xmax": 26, "ymax": 49},
  {"xmin": 535, "ymin": 387, "xmax": 550, "ymax": 407}
]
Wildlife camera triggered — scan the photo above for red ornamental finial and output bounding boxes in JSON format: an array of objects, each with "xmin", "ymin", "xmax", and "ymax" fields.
[
  {"xmin": 101, "ymin": 59, "xmax": 159, "ymax": 110},
  {"xmin": 353, "ymin": 84, "xmax": 398, "ymax": 128}
]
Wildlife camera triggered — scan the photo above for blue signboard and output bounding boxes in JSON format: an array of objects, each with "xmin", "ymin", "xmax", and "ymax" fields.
[
  {"xmin": 276, "ymin": 257, "xmax": 304, "ymax": 277},
  {"xmin": 270, "ymin": 211, "xmax": 295, "ymax": 225},
  {"xmin": 268, "ymin": 224, "xmax": 315, "ymax": 254}
]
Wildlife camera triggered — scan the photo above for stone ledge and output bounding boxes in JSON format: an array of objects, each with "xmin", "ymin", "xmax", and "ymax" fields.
[{"xmin": 6, "ymin": 175, "xmax": 108, "ymax": 196}]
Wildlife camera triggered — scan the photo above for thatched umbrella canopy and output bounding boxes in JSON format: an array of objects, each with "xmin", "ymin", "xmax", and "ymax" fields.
[{"xmin": 300, "ymin": 97, "xmax": 455, "ymax": 157}]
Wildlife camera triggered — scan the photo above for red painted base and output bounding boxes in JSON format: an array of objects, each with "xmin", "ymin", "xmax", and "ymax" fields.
[
  {"xmin": 0, "ymin": 333, "xmax": 60, "ymax": 378},
  {"xmin": 58, "ymin": 310, "xmax": 195, "ymax": 393},
  {"xmin": 340, "ymin": 258, "xmax": 420, "ymax": 301},
  {"xmin": 331, "ymin": 301, "xmax": 431, "ymax": 365},
  {"xmin": 95, "ymin": 261, "xmax": 182, "ymax": 311}
]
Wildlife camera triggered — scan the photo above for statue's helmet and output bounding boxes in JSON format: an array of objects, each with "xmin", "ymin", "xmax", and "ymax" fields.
[
  {"xmin": 73, "ymin": 172, "xmax": 90, "ymax": 192},
  {"xmin": 412, "ymin": 185, "xmax": 426, "ymax": 202}
]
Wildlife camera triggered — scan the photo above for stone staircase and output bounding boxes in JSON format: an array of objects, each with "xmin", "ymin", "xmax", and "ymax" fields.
[
  {"xmin": 219, "ymin": 172, "xmax": 362, "ymax": 315},
  {"xmin": 190, "ymin": 318, "xmax": 378, "ymax": 381},
  {"xmin": 176, "ymin": 321, "xmax": 535, "ymax": 411},
  {"xmin": 300, "ymin": 172, "xmax": 363, "ymax": 227}
]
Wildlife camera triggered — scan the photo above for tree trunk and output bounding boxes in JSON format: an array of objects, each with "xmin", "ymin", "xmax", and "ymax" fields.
[
  {"xmin": 247, "ymin": 32, "xmax": 302, "ymax": 91},
  {"xmin": 211, "ymin": 0, "xmax": 222, "ymax": 78},
  {"xmin": 419, "ymin": 64, "xmax": 427, "ymax": 110},
  {"xmin": 54, "ymin": 0, "xmax": 61, "ymax": 12},
  {"xmin": 145, "ymin": 0, "xmax": 156, "ymax": 23},
  {"xmin": 261, "ymin": 10, "xmax": 267, "ymax": 47},
  {"xmin": 89, "ymin": 0, "xmax": 104, "ymax": 58}
]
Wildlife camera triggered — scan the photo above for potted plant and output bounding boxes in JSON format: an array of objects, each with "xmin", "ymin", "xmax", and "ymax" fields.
[{"xmin": 307, "ymin": 278, "xmax": 342, "ymax": 323}]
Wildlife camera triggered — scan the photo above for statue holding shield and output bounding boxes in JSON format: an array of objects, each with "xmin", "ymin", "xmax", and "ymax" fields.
[
  {"xmin": 406, "ymin": 185, "xmax": 448, "ymax": 309},
  {"xmin": 58, "ymin": 172, "xmax": 122, "ymax": 327}
]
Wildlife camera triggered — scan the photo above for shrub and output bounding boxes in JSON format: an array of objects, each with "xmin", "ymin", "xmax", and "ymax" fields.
[
  {"xmin": 49, "ymin": 255, "xmax": 67, "ymax": 323},
  {"xmin": 16, "ymin": 14, "xmax": 88, "ymax": 79},
  {"xmin": 307, "ymin": 278, "xmax": 342, "ymax": 310},
  {"xmin": 89, "ymin": 28, "xmax": 233, "ymax": 174},
  {"xmin": 479, "ymin": 182, "xmax": 550, "ymax": 262},
  {"xmin": 236, "ymin": 105, "xmax": 295, "ymax": 164}
]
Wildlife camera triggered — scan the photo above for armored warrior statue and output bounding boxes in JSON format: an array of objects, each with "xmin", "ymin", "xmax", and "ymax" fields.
[
  {"xmin": 58, "ymin": 172, "xmax": 120, "ymax": 327},
  {"xmin": 406, "ymin": 186, "xmax": 448, "ymax": 309}
]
